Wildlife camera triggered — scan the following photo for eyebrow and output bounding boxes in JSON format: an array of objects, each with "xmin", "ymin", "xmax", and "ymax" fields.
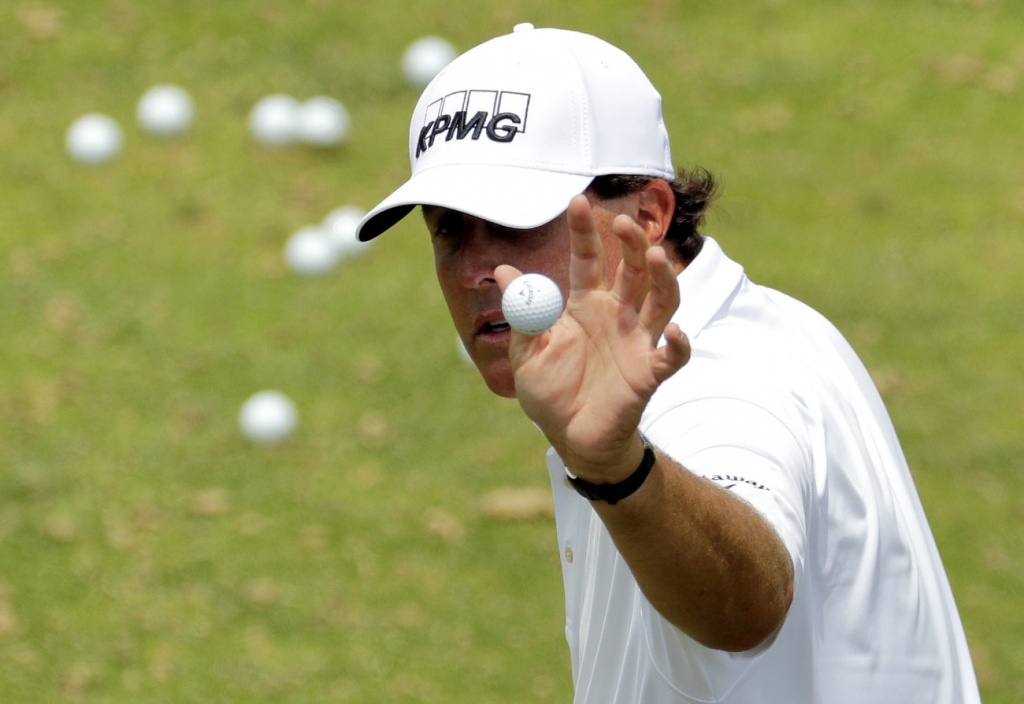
[
  {"xmin": 422, "ymin": 207, "xmax": 527, "ymax": 239},
  {"xmin": 426, "ymin": 207, "xmax": 462, "ymax": 229},
  {"xmin": 422, "ymin": 205, "xmax": 455, "ymax": 226}
]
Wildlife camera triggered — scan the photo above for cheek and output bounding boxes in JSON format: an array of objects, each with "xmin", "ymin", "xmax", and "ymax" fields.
[
  {"xmin": 432, "ymin": 247, "xmax": 451, "ymax": 281},
  {"xmin": 433, "ymin": 255, "xmax": 462, "ymax": 302},
  {"xmin": 519, "ymin": 239, "xmax": 572, "ymax": 293},
  {"xmin": 436, "ymin": 277, "xmax": 472, "ymax": 335}
]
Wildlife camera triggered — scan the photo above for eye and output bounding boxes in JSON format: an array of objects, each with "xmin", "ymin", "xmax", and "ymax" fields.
[{"xmin": 430, "ymin": 211, "xmax": 464, "ymax": 246}]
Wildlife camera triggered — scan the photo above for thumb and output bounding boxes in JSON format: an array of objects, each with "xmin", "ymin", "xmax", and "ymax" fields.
[{"xmin": 494, "ymin": 264, "xmax": 524, "ymax": 293}]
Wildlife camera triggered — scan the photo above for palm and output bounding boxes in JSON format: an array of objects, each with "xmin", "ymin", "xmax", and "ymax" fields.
[{"xmin": 496, "ymin": 194, "xmax": 690, "ymax": 483}]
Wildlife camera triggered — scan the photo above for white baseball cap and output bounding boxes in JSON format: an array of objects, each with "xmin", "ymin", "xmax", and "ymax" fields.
[{"xmin": 357, "ymin": 23, "xmax": 675, "ymax": 241}]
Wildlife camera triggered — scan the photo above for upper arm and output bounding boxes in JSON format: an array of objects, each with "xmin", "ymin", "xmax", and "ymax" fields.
[{"xmin": 643, "ymin": 395, "xmax": 812, "ymax": 578}]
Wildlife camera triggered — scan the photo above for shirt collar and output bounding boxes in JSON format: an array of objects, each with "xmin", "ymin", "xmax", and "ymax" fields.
[{"xmin": 672, "ymin": 237, "xmax": 746, "ymax": 340}]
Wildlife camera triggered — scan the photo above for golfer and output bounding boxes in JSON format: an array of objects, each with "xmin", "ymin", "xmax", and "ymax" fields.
[{"xmin": 357, "ymin": 23, "xmax": 981, "ymax": 704}]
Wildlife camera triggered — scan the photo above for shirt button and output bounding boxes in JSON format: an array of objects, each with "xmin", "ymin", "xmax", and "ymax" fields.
[{"xmin": 564, "ymin": 543, "xmax": 574, "ymax": 563}]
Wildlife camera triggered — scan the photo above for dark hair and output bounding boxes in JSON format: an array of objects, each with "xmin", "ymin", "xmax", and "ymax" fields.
[{"xmin": 587, "ymin": 167, "xmax": 718, "ymax": 265}]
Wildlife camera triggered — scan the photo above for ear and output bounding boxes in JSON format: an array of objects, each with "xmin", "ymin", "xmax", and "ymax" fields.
[{"xmin": 635, "ymin": 179, "xmax": 675, "ymax": 247}]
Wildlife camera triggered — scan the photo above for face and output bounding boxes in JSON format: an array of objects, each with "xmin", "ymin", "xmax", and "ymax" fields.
[{"xmin": 424, "ymin": 192, "xmax": 637, "ymax": 398}]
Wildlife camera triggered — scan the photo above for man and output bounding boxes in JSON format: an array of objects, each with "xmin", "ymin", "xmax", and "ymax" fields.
[{"xmin": 356, "ymin": 23, "xmax": 981, "ymax": 704}]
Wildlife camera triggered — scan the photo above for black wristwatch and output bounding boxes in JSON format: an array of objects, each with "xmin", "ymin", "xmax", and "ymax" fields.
[{"xmin": 565, "ymin": 433, "xmax": 657, "ymax": 505}]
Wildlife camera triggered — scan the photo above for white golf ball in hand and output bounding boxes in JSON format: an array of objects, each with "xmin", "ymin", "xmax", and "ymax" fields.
[{"xmin": 501, "ymin": 273, "xmax": 563, "ymax": 335}]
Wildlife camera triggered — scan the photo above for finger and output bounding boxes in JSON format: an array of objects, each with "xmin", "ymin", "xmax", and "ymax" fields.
[
  {"xmin": 567, "ymin": 194, "xmax": 606, "ymax": 295},
  {"xmin": 494, "ymin": 264, "xmax": 524, "ymax": 293},
  {"xmin": 611, "ymin": 213, "xmax": 651, "ymax": 312},
  {"xmin": 649, "ymin": 323, "xmax": 691, "ymax": 384},
  {"xmin": 638, "ymin": 245, "xmax": 681, "ymax": 341}
]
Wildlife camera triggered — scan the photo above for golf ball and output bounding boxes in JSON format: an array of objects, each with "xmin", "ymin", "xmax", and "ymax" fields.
[
  {"xmin": 249, "ymin": 94, "xmax": 299, "ymax": 146},
  {"xmin": 137, "ymin": 84, "xmax": 194, "ymax": 137},
  {"xmin": 239, "ymin": 390, "xmax": 298, "ymax": 444},
  {"xmin": 284, "ymin": 225, "xmax": 340, "ymax": 276},
  {"xmin": 456, "ymin": 334, "xmax": 474, "ymax": 366},
  {"xmin": 501, "ymin": 273, "xmax": 563, "ymax": 335},
  {"xmin": 65, "ymin": 113, "xmax": 123, "ymax": 165},
  {"xmin": 322, "ymin": 205, "xmax": 370, "ymax": 259},
  {"xmin": 402, "ymin": 36, "xmax": 457, "ymax": 88},
  {"xmin": 296, "ymin": 96, "xmax": 350, "ymax": 147}
]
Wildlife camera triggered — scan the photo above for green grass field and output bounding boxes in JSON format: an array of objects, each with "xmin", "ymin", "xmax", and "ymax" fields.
[{"xmin": 1, "ymin": 0, "xmax": 1022, "ymax": 701}]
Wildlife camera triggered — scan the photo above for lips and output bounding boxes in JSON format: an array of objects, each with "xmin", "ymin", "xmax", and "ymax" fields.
[
  {"xmin": 482, "ymin": 319, "xmax": 511, "ymax": 334},
  {"xmin": 474, "ymin": 311, "xmax": 511, "ymax": 343}
]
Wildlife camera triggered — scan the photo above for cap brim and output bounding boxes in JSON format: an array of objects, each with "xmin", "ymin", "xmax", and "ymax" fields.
[{"xmin": 356, "ymin": 164, "xmax": 595, "ymax": 241}]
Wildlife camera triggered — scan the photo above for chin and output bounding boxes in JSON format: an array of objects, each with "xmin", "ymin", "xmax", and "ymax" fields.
[
  {"xmin": 486, "ymin": 378, "xmax": 517, "ymax": 399},
  {"xmin": 478, "ymin": 359, "xmax": 517, "ymax": 399}
]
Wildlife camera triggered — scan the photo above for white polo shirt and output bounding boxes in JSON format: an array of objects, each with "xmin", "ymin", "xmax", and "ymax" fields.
[{"xmin": 546, "ymin": 238, "xmax": 980, "ymax": 704}]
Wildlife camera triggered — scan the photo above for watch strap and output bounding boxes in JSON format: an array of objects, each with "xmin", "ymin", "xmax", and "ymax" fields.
[{"xmin": 565, "ymin": 433, "xmax": 656, "ymax": 505}]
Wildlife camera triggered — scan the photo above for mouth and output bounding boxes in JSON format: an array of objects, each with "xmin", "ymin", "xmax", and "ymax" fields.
[
  {"xmin": 474, "ymin": 313, "xmax": 512, "ymax": 344},
  {"xmin": 481, "ymin": 319, "xmax": 511, "ymax": 335}
]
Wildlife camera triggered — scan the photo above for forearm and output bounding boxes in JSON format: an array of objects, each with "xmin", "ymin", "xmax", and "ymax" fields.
[{"xmin": 591, "ymin": 450, "xmax": 794, "ymax": 653}]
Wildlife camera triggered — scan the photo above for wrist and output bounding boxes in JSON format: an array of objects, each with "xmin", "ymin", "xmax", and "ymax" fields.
[
  {"xmin": 565, "ymin": 432, "xmax": 656, "ymax": 505},
  {"xmin": 563, "ymin": 431, "xmax": 646, "ymax": 483}
]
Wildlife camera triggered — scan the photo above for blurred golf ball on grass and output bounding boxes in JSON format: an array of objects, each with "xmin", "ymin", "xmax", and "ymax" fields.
[
  {"xmin": 296, "ymin": 96, "xmax": 350, "ymax": 147},
  {"xmin": 285, "ymin": 225, "xmax": 340, "ymax": 276},
  {"xmin": 137, "ymin": 84, "xmax": 195, "ymax": 137},
  {"xmin": 65, "ymin": 113, "xmax": 123, "ymax": 165},
  {"xmin": 239, "ymin": 390, "xmax": 298, "ymax": 444},
  {"xmin": 323, "ymin": 205, "xmax": 370, "ymax": 259},
  {"xmin": 456, "ymin": 335, "xmax": 474, "ymax": 366},
  {"xmin": 249, "ymin": 93, "xmax": 300, "ymax": 146},
  {"xmin": 402, "ymin": 36, "xmax": 457, "ymax": 88}
]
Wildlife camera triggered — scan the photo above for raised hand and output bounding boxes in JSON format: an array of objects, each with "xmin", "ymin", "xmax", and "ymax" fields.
[{"xmin": 494, "ymin": 193, "xmax": 691, "ymax": 484}]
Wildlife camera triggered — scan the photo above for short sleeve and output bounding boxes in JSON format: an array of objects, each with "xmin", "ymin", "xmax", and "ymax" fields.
[
  {"xmin": 636, "ymin": 397, "xmax": 814, "ymax": 699},
  {"xmin": 644, "ymin": 396, "xmax": 811, "ymax": 575}
]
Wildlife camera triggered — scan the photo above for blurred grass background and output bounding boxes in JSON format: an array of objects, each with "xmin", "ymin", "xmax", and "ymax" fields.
[{"xmin": 1, "ymin": 0, "xmax": 1021, "ymax": 701}]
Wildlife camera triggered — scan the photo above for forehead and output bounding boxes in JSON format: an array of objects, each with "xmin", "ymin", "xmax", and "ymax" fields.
[
  {"xmin": 420, "ymin": 204, "xmax": 449, "ymax": 222},
  {"xmin": 421, "ymin": 205, "xmax": 488, "ymax": 221},
  {"xmin": 422, "ymin": 206, "xmax": 486, "ymax": 233},
  {"xmin": 421, "ymin": 205, "xmax": 566, "ymax": 233}
]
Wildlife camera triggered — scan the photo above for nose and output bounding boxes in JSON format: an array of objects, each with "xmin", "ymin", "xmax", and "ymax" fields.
[{"xmin": 456, "ymin": 223, "xmax": 501, "ymax": 289}]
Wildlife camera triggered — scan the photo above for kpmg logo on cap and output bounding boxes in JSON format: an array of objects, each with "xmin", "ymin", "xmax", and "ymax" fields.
[{"xmin": 416, "ymin": 90, "xmax": 531, "ymax": 159}]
